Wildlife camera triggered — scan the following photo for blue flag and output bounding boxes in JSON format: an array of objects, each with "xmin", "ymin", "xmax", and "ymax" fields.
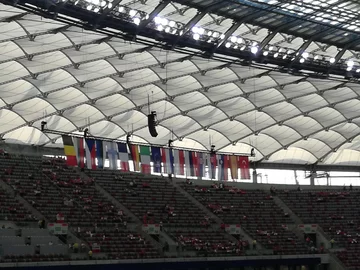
[
  {"xmin": 151, "ymin": 147, "xmax": 162, "ymax": 173},
  {"xmin": 95, "ymin": 140, "xmax": 104, "ymax": 169}
]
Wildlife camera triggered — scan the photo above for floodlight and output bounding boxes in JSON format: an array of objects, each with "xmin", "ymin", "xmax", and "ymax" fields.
[
  {"xmin": 193, "ymin": 33, "xmax": 200, "ymax": 40},
  {"xmin": 133, "ymin": 17, "xmax": 140, "ymax": 25},
  {"xmin": 347, "ymin": 60, "xmax": 354, "ymax": 67},
  {"xmin": 230, "ymin": 36, "xmax": 237, "ymax": 43},
  {"xmin": 107, "ymin": 3, "xmax": 112, "ymax": 8},
  {"xmin": 300, "ymin": 58, "xmax": 305, "ymax": 63},
  {"xmin": 157, "ymin": 25, "xmax": 164, "ymax": 31},
  {"xmin": 346, "ymin": 66, "xmax": 352, "ymax": 71},
  {"xmin": 165, "ymin": 26, "xmax": 170, "ymax": 33},
  {"xmin": 263, "ymin": 51, "xmax": 269, "ymax": 56},
  {"xmin": 154, "ymin": 16, "xmax": 161, "ymax": 24},
  {"xmin": 225, "ymin": 42, "xmax": 231, "ymax": 48},
  {"xmin": 118, "ymin": 6, "xmax": 124, "ymax": 12},
  {"xmin": 198, "ymin": 28, "xmax": 205, "ymax": 35},
  {"xmin": 86, "ymin": 4, "xmax": 92, "ymax": 10},
  {"xmin": 251, "ymin": 46, "xmax": 258, "ymax": 54},
  {"xmin": 237, "ymin": 37, "xmax": 243, "ymax": 43},
  {"xmin": 220, "ymin": 34, "xmax": 225, "ymax": 39},
  {"xmin": 161, "ymin": 18, "xmax": 168, "ymax": 26},
  {"xmin": 302, "ymin": 52, "xmax": 309, "ymax": 58},
  {"xmin": 356, "ymin": 69, "xmax": 360, "ymax": 73},
  {"xmin": 129, "ymin": 10, "xmax": 137, "ymax": 17},
  {"xmin": 192, "ymin": 26, "xmax": 199, "ymax": 33},
  {"xmin": 169, "ymin": 21, "xmax": 175, "ymax": 27},
  {"xmin": 329, "ymin": 57, "xmax": 335, "ymax": 63},
  {"xmin": 274, "ymin": 53, "xmax": 279, "ymax": 58},
  {"xmin": 207, "ymin": 31, "xmax": 212, "ymax": 36}
]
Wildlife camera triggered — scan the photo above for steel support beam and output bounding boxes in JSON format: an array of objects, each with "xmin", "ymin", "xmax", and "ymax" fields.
[
  {"xmin": 259, "ymin": 31, "xmax": 278, "ymax": 52},
  {"xmin": 215, "ymin": 21, "xmax": 242, "ymax": 49},
  {"xmin": 139, "ymin": 0, "xmax": 170, "ymax": 29}
]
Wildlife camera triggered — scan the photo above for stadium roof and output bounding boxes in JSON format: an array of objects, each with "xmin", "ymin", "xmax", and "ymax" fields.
[{"xmin": 1, "ymin": 0, "xmax": 360, "ymax": 166}]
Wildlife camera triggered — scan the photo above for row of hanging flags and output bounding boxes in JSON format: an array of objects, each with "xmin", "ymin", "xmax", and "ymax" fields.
[{"xmin": 62, "ymin": 135, "xmax": 250, "ymax": 180}]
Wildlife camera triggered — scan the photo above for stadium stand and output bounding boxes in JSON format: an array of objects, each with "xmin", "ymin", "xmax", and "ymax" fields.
[
  {"xmin": 85, "ymin": 169, "xmax": 245, "ymax": 257},
  {"xmin": 278, "ymin": 189, "xmax": 360, "ymax": 269},
  {"xmin": 0, "ymin": 154, "xmax": 161, "ymax": 261},
  {"xmin": 180, "ymin": 183, "xmax": 311, "ymax": 255}
]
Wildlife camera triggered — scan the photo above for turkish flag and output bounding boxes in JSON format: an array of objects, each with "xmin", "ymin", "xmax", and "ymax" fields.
[{"xmin": 238, "ymin": 156, "xmax": 250, "ymax": 179}]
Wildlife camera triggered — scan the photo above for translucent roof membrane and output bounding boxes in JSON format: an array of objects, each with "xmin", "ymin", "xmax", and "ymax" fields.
[
  {"xmin": 255, "ymin": 0, "xmax": 360, "ymax": 32},
  {"xmin": 1, "ymin": 3, "xmax": 360, "ymax": 166}
]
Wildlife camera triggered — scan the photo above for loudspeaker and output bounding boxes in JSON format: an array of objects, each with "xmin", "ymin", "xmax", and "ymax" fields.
[{"xmin": 148, "ymin": 112, "xmax": 158, "ymax": 137}]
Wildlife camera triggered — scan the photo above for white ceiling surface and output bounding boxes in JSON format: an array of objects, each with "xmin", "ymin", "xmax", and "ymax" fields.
[{"xmin": 1, "ymin": 4, "xmax": 360, "ymax": 166}]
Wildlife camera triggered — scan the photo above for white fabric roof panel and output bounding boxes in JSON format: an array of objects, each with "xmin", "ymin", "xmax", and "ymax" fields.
[{"xmin": 1, "ymin": 4, "xmax": 360, "ymax": 166}]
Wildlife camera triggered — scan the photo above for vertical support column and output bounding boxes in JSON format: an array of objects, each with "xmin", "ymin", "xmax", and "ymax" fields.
[
  {"xmin": 253, "ymin": 169, "xmax": 257, "ymax": 184},
  {"xmin": 310, "ymin": 172, "xmax": 315, "ymax": 186}
]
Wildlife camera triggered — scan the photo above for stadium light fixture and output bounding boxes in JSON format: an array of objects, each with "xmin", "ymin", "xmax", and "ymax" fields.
[
  {"xmin": 347, "ymin": 59, "xmax": 354, "ymax": 67},
  {"xmin": 193, "ymin": 33, "xmax": 200, "ymax": 40},
  {"xmin": 225, "ymin": 42, "xmax": 231, "ymax": 48},
  {"xmin": 118, "ymin": 6, "xmax": 124, "ymax": 12},
  {"xmin": 133, "ymin": 17, "xmax": 141, "ymax": 25},
  {"xmin": 129, "ymin": 10, "xmax": 137, "ymax": 17},
  {"xmin": 263, "ymin": 51, "xmax": 269, "ymax": 56},
  {"xmin": 274, "ymin": 52, "xmax": 279, "ymax": 58},
  {"xmin": 251, "ymin": 46, "xmax": 258, "ymax": 54},
  {"xmin": 329, "ymin": 57, "xmax": 335, "ymax": 63},
  {"xmin": 161, "ymin": 18, "xmax": 168, "ymax": 26},
  {"xmin": 169, "ymin": 21, "xmax": 176, "ymax": 27},
  {"xmin": 300, "ymin": 58, "xmax": 305, "ymax": 63},
  {"xmin": 157, "ymin": 25, "xmax": 164, "ymax": 31},
  {"xmin": 302, "ymin": 52, "xmax": 309, "ymax": 58},
  {"xmin": 230, "ymin": 36, "xmax": 237, "ymax": 43}
]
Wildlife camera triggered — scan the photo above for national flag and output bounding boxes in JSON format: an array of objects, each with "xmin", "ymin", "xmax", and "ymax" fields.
[
  {"xmin": 130, "ymin": 144, "xmax": 140, "ymax": 171},
  {"xmin": 210, "ymin": 153, "xmax": 217, "ymax": 179},
  {"xmin": 118, "ymin": 143, "xmax": 129, "ymax": 171},
  {"xmin": 151, "ymin": 147, "xmax": 162, "ymax": 173},
  {"xmin": 85, "ymin": 139, "xmax": 97, "ymax": 170},
  {"xmin": 62, "ymin": 135, "xmax": 77, "ymax": 166},
  {"xmin": 104, "ymin": 141, "xmax": 118, "ymax": 170},
  {"xmin": 239, "ymin": 156, "xmax": 250, "ymax": 179},
  {"xmin": 174, "ymin": 149, "xmax": 185, "ymax": 175},
  {"xmin": 230, "ymin": 155, "xmax": 238, "ymax": 180},
  {"xmin": 184, "ymin": 150, "xmax": 191, "ymax": 176},
  {"xmin": 217, "ymin": 154, "xmax": 229, "ymax": 181},
  {"xmin": 224, "ymin": 155, "xmax": 230, "ymax": 181},
  {"xmin": 192, "ymin": 151, "xmax": 199, "ymax": 177},
  {"xmin": 198, "ymin": 152, "xmax": 205, "ymax": 178},
  {"xmin": 73, "ymin": 137, "xmax": 85, "ymax": 168},
  {"xmin": 140, "ymin": 145, "xmax": 151, "ymax": 174},
  {"xmin": 95, "ymin": 140, "xmax": 104, "ymax": 169},
  {"xmin": 161, "ymin": 148, "xmax": 174, "ymax": 174}
]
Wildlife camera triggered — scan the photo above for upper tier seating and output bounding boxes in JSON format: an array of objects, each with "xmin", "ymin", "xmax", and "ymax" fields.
[
  {"xmin": 277, "ymin": 189, "xmax": 360, "ymax": 269},
  {"xmin": 181, "ymin": 183, "xmax": 310, "ymax": 255}
]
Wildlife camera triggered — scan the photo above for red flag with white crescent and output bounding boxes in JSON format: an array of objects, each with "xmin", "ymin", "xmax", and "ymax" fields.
[{"xmin": 238, "ymin": 156, "xmax": 250, "ymax": 179}]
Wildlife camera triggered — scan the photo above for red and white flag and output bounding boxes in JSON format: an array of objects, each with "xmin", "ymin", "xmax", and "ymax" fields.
[
  {"xmin": 174, "ymin": 149, "xmax": 185, "ymax": 175},
  {"xmin": 238, "ymin": 156, "xmax": 250, "ymax": 179}
]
